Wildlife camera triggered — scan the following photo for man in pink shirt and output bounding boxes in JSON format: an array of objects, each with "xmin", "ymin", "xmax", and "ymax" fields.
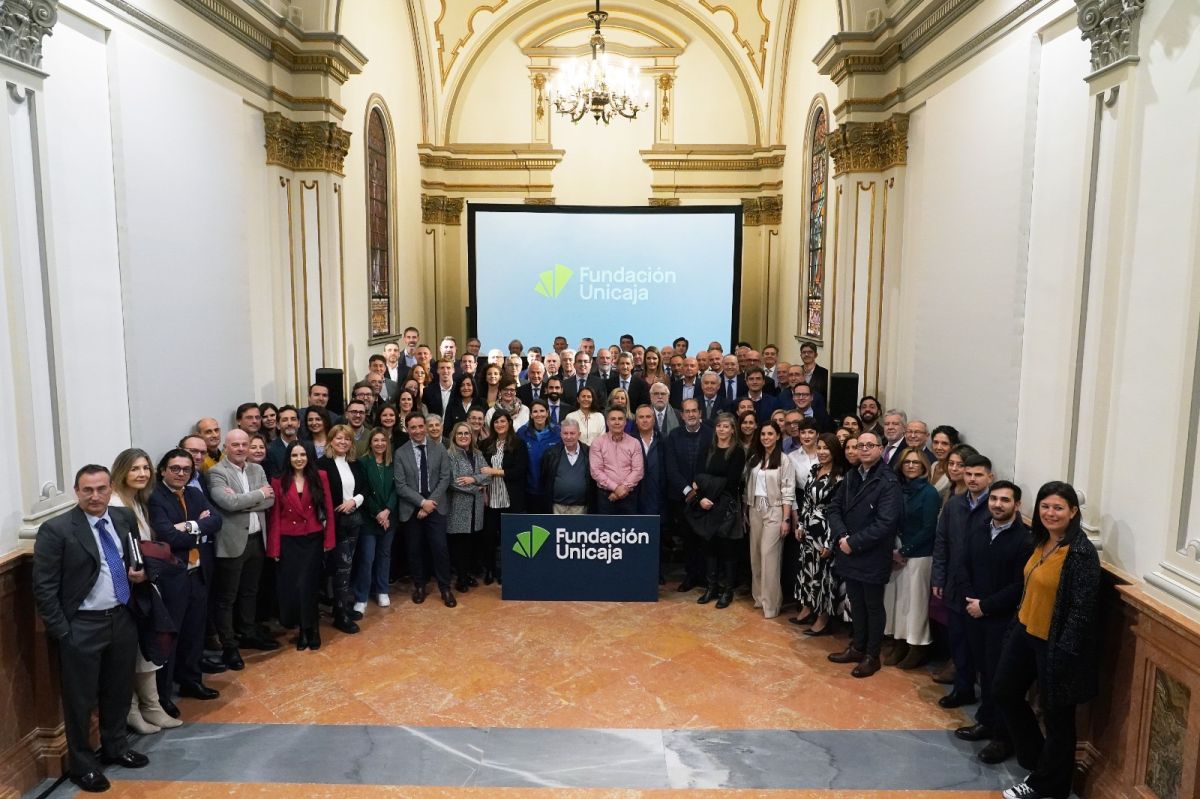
[{"xmin": 589, "ymin": 407, "xmax": 644, "ymax": 513}]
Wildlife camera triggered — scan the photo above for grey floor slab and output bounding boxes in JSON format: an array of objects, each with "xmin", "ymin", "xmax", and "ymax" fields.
[{"xmin": 35, "ymin": 722, "xmax": 1031, "ymax": 793}]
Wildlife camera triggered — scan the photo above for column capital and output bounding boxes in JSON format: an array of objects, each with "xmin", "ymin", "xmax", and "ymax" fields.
[
  {"xmin": 826, "ymin": 113, "xmax": 909, "ymax": 177},
  {"xmin": 421, "ymin": 195, "xmax": 463, "ymax": 226},
  {"xmin": 0, "ymin": 0, "xmax": 58, "ymax": 71},
  {"xmin": 1075, "ymin": 0, "xmax": 1146, "ymax": 82},
  {"xmin": 263, "ymin": 111, "xmax": 351, "ymax": 176}
]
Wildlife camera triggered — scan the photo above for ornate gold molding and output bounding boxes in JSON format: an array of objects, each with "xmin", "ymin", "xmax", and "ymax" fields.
[
  {"xmin": 422, "ymin": 195, "xmax": 464, "ymax": 226},
  {"xmin": 649, "ymin": 198, "xmax": 681, "ymax": 207},
  {"xmin": 742, "ymin": 196, "xmax": 782, "ymax": 226},
  {"xmin": 0, "ymin": 0, "xmax": 57, "ymax": 70},
  {"xmin": 263, "ymin": 112, "xmax": 351, "ymax": 176},
  {"xmin": 826, "ymin": 114, "xmax": 909, "ymax": 176},
  {"xmin": 699, "ymin": 0, "xmax": 770, "ymax": 83},
  {"xmin": 435, "ymin": 0, "xmax": 508, "ymax": 83},
  {"xmin": 643, "ymin": 155, "xmax": 785, "ymax": 171},
  {"xmin": 419, "ymin": 153, "xmax": 561, "ymax": 171},
  {"xmin": 523, "ymin": 197, "xmax": 556, "ymax": 205}
]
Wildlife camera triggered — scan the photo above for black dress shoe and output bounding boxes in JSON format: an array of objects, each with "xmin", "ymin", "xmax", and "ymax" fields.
[
  {"xmin": 714, "ymin": 590, "xmax": 733, "ymax": 609},
  {"xmin": 676, "ymin": 577, "xmax": 698, "ymax": 592},
  {"xmin": 348, "ymin": 609, "xmax": 364, "ymax": 621},
  {"xmin": 159, "ymin": 698, "xmax": 180, "ymax": 719},
  {"xmin": 222, "ymin": 646, "xmax": 244, "ymax": 671},
  {"xmin": 938, "ymin": 691, "xmax": 978, "ymax": 709},
  {"xmin": 697, "ymin": 587, "xmax": 717, "ymax": 604},
  {"xmin": 827, "ymin": 645, "xmax": 864, "ymax": 664},
  {"xmin": 454, "ymin": 580, "xmax": 470, "ymax": 593},
  {"xmin": 307, "ymin": 627, "xmax": 321, "ymax": 650},
  {"xmin": 955, "ymin": 723, "xmax": 993, "ymax": 742},
  {"xmin": 483, "ymin": 570, "xmax": 495, "ymax": 585},
  {"xmin": 199, "ymin": 656, "xmax": 227, "ymax": 674},
  {"xmin": 804, "ymin": 623, "xmax": 835, "ymax": 637},
  {"xmin": 178, "ymin": 680, "xmax": 219, "ymax": 700},
  {"xmin": 978, "ymin": 739, "xmax": 1013, "ymax": 764},
  {"xmin": 851, "ymin": 655, "xmax": 881, "ymax": 678},
  {"xmin": 441, "ymin": 590, "xmax": 457, "ymax": 608},
  {"xmin": 412, "ymin": 586, "xmax": 426, "ymax": 604},
  {"xmin": 296, "ymin": 629, "xmax": 309, "ymax": 651},
  {"xmin": 467, "ymin": 576, "xmax": 479, "ymax": 587},
  {"xmin": 791, "ymin": 612, "xmax": 817, "ymax": 626},
  {"xmin": 240, "ymin": 635, "xmax": 281, "ymax": 651},
  {"xmin": 332, "ymin": 611, "xmax": 360, "ymax": 634},
  {"xmin": 101, "ymin": 749, "xmax": 149, "ymax": 769},
  {"xmin": 69, "ymin": 770, "xmax": 111, "ymax": 793}
]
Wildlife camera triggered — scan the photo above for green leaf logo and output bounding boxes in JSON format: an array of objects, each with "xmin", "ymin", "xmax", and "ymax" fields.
[
  {"xmin": 534, "ymin": 264, "xmax": 573, "ymax": 299},
  {"xmin": 513, "ymin": 525, "xmax": 551, "ymax": 558}
]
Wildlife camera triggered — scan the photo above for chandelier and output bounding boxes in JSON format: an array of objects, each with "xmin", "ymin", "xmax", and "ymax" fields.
[{"xmin": 549, "ymin": 1, "xmax": 649, "ymax": 125}]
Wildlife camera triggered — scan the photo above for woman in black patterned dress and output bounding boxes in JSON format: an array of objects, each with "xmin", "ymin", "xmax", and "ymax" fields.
[{"xmin": 793, "ymin": 433, "xmax": 848, "ymax": 635}]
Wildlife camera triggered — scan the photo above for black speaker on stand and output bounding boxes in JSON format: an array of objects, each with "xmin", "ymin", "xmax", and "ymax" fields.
[
  {"xmin": 828, "ymin": 372, "xmax": 859, "ymax": 421},
  {"xmin": 314, "ymin": 368, "xmax": 345, "ymax": 415}
]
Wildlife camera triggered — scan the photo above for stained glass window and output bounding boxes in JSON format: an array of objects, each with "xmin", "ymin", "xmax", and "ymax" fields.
[
  {"xmin": 805, "ymin": 107, "xmax": 828, "ymax": 339},
  {"xmin": 367, "ymin": 107, "xmax": 392, "ymax": 339}
]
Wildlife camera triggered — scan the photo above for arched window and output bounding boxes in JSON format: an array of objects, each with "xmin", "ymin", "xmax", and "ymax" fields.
[
  {"xmin": 804, "ymin": 106, "xmax": 828, "ymax": 339},
  {"xmin": 367, "ymin": 106, "xmax": 392, "ymax": 339}
]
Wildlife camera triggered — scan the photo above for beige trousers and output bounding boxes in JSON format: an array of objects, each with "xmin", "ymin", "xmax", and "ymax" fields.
[
  {"xmin": 552, "ymin": 503, "xmax": 587, "ymax": 515},
  {"xmin": 748, "ymin": 503, "xmax": 786, "ymax": 618},
  {"xmin": 883, "ymin": 555, "xmax": 933, "ymax": 645}
]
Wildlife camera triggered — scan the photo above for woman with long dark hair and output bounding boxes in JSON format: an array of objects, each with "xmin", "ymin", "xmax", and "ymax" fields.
[
  {"xmin": 994, "ymin": 482, "xmax": 1100, "ymax": 799},
  {"xmin": 565, "ymin": 386, "xmax": 605, "ymax": 445},
  {"xmin": 304, "ymin": 407, "xmax": 332, "ymax": 458},
  {"xmin": 481, "ymin": 363, "xmax": 504, "ymax": 408},
  {"xmin": 737, "ymin": 410, "xmax": 759, "ymax": 452},
  {"xmin": 943, "ymin": 444, "xmax": 978, "ymax": 504},
  {"xmin": 445, "ymin": 374, "xmax": 485, "ymax": 431},
  {"xmin": 317, "ymin": 425, "xmax": 368, "ymax": 635},
  {"xmin": 258, "ymin": 402, "xmax": 280, "ymax": 443},
  {"xmin": 928, "ymin": 425, "xmax": 961, "ymax": 497},
  {"xmin": 839, "ymin": 414, "xmax": 863, "ymax": 437},
  {"xmin": 354, "ymin": 429, "xmax": 398, "ymax": 612},
  {"xmin": 268, "ymin": 442, "xmax": 335, "ymax": 651},
  {"xmin": 744, "ymin": 420, "xmax": 797, "ymax": 619},
  {"xmin": 793, "ymin": 433, "xmax": 847, "ymax": 636},
  {"xmin": 479, "ymin": 411, "xmax": 528, "ymax": 584}
]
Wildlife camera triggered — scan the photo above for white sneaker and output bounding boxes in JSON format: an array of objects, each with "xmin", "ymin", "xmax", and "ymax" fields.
[
  {"xmin": 1002, "ymin": 780, "xmax": 1041, "ymax": 799},
  {"xmin": 352, "ymin": 601, "xmax": 367, "ymax": 614},
  {"xmin": 376, "ymin": 593, "xmax": 391, "ymax": 607}
]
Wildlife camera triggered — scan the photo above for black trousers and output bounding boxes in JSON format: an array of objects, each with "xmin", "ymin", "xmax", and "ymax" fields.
[
  {"xmin": 845, "ymin": 578, "xmax": 886, "ymax": 657},
  {"xmin": 673, "ymin": 499, "xmax": 706, "ymax": 581},
  {"xmin": 213, "ymin": 535, "xmax": 265, "ymax": 646},
  {"xmin": 482, "ymin": 507, "xmax": 505, "ymax": 575},
  {"xmin": 325, "ymin": 511, "xmax": 362, "ymax": 610},
  {"xmin": 702, "ymin": 536, "xmax": 740, "ymax": 589},
  {"xmin": 158, "ymin": 569, "xmax": 207, "ymax": 697},
  {"xmin": 278, "ymin": 533, "xmax": 324, "ymax": 629},
  {"xmin": 947, "ymin": 606, "xmax": 978, "ymax": 697},
  {"xmin": 60, "ymin": 607, "xmax": 137, "ymax": 776},
  {"xmin": 405, "ymin": 511, "xmax": 451, "ymax": 591},
  {"xmin": 448, "ymin": 534, "xmax": 474, "ymax": 582},
  {"xmin": 966, "ymin": 615, "xmax": 1010, "ymax": 734},
  {"xmin": 994, "ymin": 624, "xmax": 1077, "ymax": 799},
  {"xmin": 596, "ymin": 489, "xmax": 638, "ymax": 514}
]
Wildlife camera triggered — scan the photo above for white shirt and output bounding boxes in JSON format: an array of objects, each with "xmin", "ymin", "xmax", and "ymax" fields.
[
  {"xmin": 787, "ymin": 448, "xmax": 818, "ymax": 491},
  {"xmin": 333, "ymin": 457, "xmax": 364, "ymax": 507},
  {"xmin": 565, "ymin": 446, "xmax": 581, "ymax": 466},
  {"xmin": 79, "ymin": 511, "xmax": 122, "ymax": 610}
]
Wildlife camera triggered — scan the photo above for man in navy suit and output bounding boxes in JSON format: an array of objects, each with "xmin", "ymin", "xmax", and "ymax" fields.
[
  {"xmin": 148, "ymin": 449, "xmax": 223, "ymax": 704},
  {"xmin": 33, "ymin": 465, "xmax": 150, "ymax": 792},
  {"xmin": 697, "ymin": 372, "xmax": 727, "ymax": 423},
  {"xmin": 609, "ymin": 353, "xmax": 649, "ymax": 409}
]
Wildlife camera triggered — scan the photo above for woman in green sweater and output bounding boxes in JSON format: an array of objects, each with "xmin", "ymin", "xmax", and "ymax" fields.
[
  {"xmin": 882, "ymin": 447, "xmax": 940, "ymax": 669},
  {"xmin": 353, "ymin": 428, "xmax": 399, "ymax": 612}
]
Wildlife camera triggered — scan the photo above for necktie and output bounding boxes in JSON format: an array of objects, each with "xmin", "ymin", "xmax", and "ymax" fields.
[
  {"xmin": 656, "ymin": 410, "xmax": 664, "ymax": 431},
  {"xmin": 95, "ymin": 518, "xmax": 130, "ymax": 605},
  {"xmin": 417, "ymin": 444, "xmax": 429, "ymax": 495},
  {"xmin": 727, "ymin": 380, "xmax": 735, "ymax": 402},
  {"xmin": 175, "ymin": 489, "xmax": 200, "ymax": 567},
  {"xmin": 533, "ymin": 387, "xmax": 539, "ymax": 400},
  {"xmin": 551, "ymin": 405, "xmax": 559, "ymax": 424},
  {"xmin": 621, "ymin": 379, "xmax": 628, "ymax": 392},
  {"xmin": 706, "ymin": 399, "xmax": 713, "ymax": 415}
]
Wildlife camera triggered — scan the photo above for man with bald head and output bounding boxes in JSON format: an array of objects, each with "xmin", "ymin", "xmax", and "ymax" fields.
[
  {"xmin": 719, "ymin": 355, "xmax": 743, "ymax": 405},
  {"xmin": 670, "ymin": 356, "xmax": 701, "ymax": 409},
  {"xmin": 207, "ymin": 430, "xmax": 277, "ymax": 670},
  {"xmin": 517, "ymin": 360, "xmax": 548, "ymax": 405},
  {"xmin": 196, "ymin": 417, "xmax": 222, "ymax": 472}
]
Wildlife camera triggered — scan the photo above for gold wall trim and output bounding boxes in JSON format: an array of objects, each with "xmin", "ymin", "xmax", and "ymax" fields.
[
  {"xmin": 268, "ymin": 87, "xmax": 347, "ymax": 117},
  {"xmin": 828, "ymin": 183, "xmax": 842, "ymax": 365},
  {"xmin": 649, "ymin": 198, "xmax": 681, "ymax": 206},
  {"xmin": 421, "ymin": 195, "xmax": 465, "ymax": 226},
  {"xmin": 860, "ymin": 181, "xmax": 877, "ymax": 391},
  {"xmin": 653, "ymin": 182, "xmax": 783, "ymax": 193},
  {"xmin": 435, "ymin": 0, "xmax": 509, "ymax": 83},
  {"xmin": 264, "ymin": 112, "xmax": 352, "ymax": 176},
  {"xmin": 827, "ymin": 113, "xmax": 908, "ymax": 176},
  {"xmin": 875, "ymin": 177, "xmax": 894, "ymax": 393},
  {"xmin": 335, "ymin": 182, "xmax": 347, "ymax": 371},
  {"xmin": 643, "ymin": 155, "xmax": 785, "ymax": 171},
  {"xmin": 698, "ymin": 0, "xmax": 771, "ymax": 83},
  {"xmin": 523, "ymin": 197, "xmax": 556, "ymax": 205},
  {"xmin": 742, "ymin": 196, "xmax": 782, "ymax": 227},
  {"xmin": 281, "ymin": 176, "xmax": 300, "ymax": 403},
  {"xmin": 421, "ymin": 181, "xmax": 555, "ymax": 192},
  {"xmin": 419, "ymin": 154, "xmax": 562, "ymax": 170}
]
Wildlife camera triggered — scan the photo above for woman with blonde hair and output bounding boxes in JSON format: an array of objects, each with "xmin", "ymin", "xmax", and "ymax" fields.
[
  {"xmin": 110, "ymin": 448, "xmax": 182, "ymax": 733},
  {"xmin": 447, "ymin": 422, "xmax": 488, "ymax": 592},
  {"xmin": 317, "ymin": 424, "xmax": 368, "ymax": 635},
  {"xmin": 641, "ymin": 346, "xmax": 669, "ymax": 387}
]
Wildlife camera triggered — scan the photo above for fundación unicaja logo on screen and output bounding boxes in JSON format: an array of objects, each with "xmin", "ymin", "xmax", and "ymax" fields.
[
  {"xmin": 513, "ymin": 525, "xmax": 551, "ymax": 558},
  {"xmin": 534, "ymin": 264, "xmax": 573, "ymax": 299}
]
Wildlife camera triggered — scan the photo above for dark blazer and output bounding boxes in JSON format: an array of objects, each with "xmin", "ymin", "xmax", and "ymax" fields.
[
  {"xmin": 635, "ymin": 433, "xmax": 667, "ymax": 515},
  {"xmin": 932, "ymin": 490, "xmax": 993, "ymax": 609},
  {"xmin": 664, "ymin": 423, "xmax": 712, "ymax": 500},
  {"xmin": 317, "ymin": 456, "xmax": 369, "ymax": 509},
  {"xmin": 516, "ymin": 382, "xmax": 548, "ymax": 407},
  {"xmin": 562, "ymin": 373, "xmax": 608, "ymax": 407},
  {"xmin": 668, "ymin": 378, "xmax": 702, "ymax": 409},
  {"xmin": 444, "ymin": 399, "xmax": 486, "ymax": 432},
  {"xmin": 33, "ymin": 505, "xmax": 140, "ymax": 641},
  {"xmin": 543, "ymin": 400, "xmax": 575, "ymax": 427},
  {"xmin": 696, "ymin": 394, "xmax": 728, "ymax": 424},
  {"xmin": 962, "ymin": 516, "xmax": 1032, "ymax": 619},
  {"xmin": 422, "ymin": 381, "xmax": 459, "ymax": 421},
  {"xmin": 540, "ymin": 442, "xmax": 595, "ymax": 510},
  {"xmin": 393, "ymin": 438, "xmax": 452, "ymax": 521},
  {"xmin": 147, "ymin": 481, "xmax": 223, "ymax": 584},
  {"xmin": 485, "ymin": 435, "xmax": 529, "ymax": 513},
  {"xmin": 606, "ymin": 375, "xmax": 649, "ymax": 410},
  {"xmin": 749, "ymin": 393, "xmax": 780, "ymax": 423},
  {"xmin": 805, "ymin": 364, "xmax": 830, "ymax": 401},
  {"xmin": 826, "ymin": 461, "xmax": 904, "ymax": 585}
]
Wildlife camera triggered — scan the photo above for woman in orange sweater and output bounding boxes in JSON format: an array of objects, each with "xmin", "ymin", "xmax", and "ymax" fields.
[{"xmin": 268, "ymin": 442, "xmax": 335, "ymax": 651}]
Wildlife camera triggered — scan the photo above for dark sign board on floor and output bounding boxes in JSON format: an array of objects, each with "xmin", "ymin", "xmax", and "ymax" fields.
[{"xmin": 500, "ymin": 514, "xmax": 660, "ymax": 602}]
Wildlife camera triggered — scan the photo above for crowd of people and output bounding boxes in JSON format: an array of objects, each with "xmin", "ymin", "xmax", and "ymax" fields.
[{"xmin": 32, "ymin": 329, "xmax": 1100, "ymax": 799}]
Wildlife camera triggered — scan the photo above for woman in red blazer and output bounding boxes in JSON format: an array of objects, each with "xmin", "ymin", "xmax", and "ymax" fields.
[{"xmin": 268, "ymin": 442, "xmax": 335, "ymax": 650}]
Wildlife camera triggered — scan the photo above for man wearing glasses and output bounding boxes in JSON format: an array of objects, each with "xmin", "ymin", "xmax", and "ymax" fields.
[
  {"xmin": 787, "ymin": 384, "xmax": 834, "ymax": 432},
  {"xmin": 826, "ymin": 430, "xmax": 903, "ymax": 678}
]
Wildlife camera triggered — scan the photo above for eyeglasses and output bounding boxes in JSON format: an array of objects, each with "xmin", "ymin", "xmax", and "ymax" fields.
[
  {"xmin": 165, "ymin": 465, "xmax": 191, "ymax": 474},
  {"xmin": 856, "ymin": 443, "xmax": 880, "ymax": 450}
]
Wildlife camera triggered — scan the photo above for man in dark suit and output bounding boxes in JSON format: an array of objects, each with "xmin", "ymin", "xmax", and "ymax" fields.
[
  {"xmin": 648, "ymin": 382, "xmax": 682, "ymax": 437},
  {"xmin": 786, "ymin": 383, "xmax": 834, "ymax": 433},
  {"xmin": 148, "ymin": 449, "xmax": 224, "ymax": 704},
  {"xmin": 669, "ymin": 357, "xmax": 701, "ymax": 409},
  {"xmin": 958, "ymin": 480, "xmax": 1033, "ymax": 765},
  {"xmin": 516, "ymin": 360, "xmax": 549, "ymax": 406},
  {"xmin": 697, "ymin": 372, "xmax": 727, "ymax": 424},
  {"xmin": 609, "ymin": 353, "xmax": 649, "ymax": 409},
  {"xmin": 422, "ymin": 358, "xmax": 459, "ymax": 424},
  {"xmin": 718, "ymin": 355, "xmax": 744, "ymax": 405},
  {"xmin": 394, "ymin": 412, "xmax": 455, "ymax": 607},
  {"xmin": 542, "ymin": 376, "xmax": 575, "ymax": 426},
  {"xmin": 33, "ymin": 465, "xmax": 150, "ymax": 792},
  {"xmin": 562, "ymin": 351, "xmax": 607, "ymax": 407},
  {"xmin": 798, "ymin": 341, "xmax": 830, "ymax": 400},
  {"xmin": 664, "ymin": 399, "xmax": 713, "ymax": 592},
  {"xmin": 826, "ymin": 430, "xmax": 904, "ymax": 678},
  {"xmin": 744, "ymin": 367, "xmax": 780, "ymax": 422}
]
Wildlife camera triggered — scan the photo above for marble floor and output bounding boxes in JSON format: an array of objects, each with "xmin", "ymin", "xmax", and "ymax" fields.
[{"xmin": 26, "ymin": 581, "xmax": 1031, "ymax": 798}]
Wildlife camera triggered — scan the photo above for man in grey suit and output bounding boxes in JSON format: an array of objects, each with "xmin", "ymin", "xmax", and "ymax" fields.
[
  {"xmin": 648, "ymin": 382, "xmax": 682, "ymax": 437},
  {"xmin": 207, "ymin": 430, "xmax": 277, "ymax": 670},
  {"xmin": 33, "ymin": 465, "xmax": 150, "ymax": 793},
  {"xmin": 394, "ymin": 411, "xmax": 456, "ymax": 607}
]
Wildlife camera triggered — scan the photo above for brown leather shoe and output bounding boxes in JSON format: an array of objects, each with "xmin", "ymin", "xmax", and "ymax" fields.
[
  {"xmin": 897, "ymin": 644, "xmax": 929, "ymax": 670},
  {"xmin": 827, "ymin": 645, "xmax": 864, "ymax": 664},
  {"xmin": 883, "ymin": 641, "xmax": 909, "ymax": 666},
  {"xmin": 932, "ymin": 661, "xmax": 956, "ymax": 684},
  {"xmin": 851, "ymin": 654, "xmax": 881, "ymax": 678}
]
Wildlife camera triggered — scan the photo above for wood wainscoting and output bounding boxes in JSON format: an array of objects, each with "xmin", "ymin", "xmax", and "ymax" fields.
[
  {"xmin": 0, "ymin": 548, "xmax": 66, "ymax": 798},
  {"xmin": 1082, "ymin": 566, "xmax": 1200, "ymax": 799}
]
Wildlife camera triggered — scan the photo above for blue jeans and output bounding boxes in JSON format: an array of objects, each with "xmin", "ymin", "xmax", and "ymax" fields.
[{"xmin": 353, "ymin": 514, "xmax": 396, "ymax": 602}]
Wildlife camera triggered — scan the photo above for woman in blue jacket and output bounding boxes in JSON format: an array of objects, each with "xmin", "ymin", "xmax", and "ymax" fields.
[
  {"xmin": 883, "ymin": 447, "xmax": 940, "ymax": 669},
  {"xmin": 517, "ymin": 399, "xmax": 561, "ymax": 514}
]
